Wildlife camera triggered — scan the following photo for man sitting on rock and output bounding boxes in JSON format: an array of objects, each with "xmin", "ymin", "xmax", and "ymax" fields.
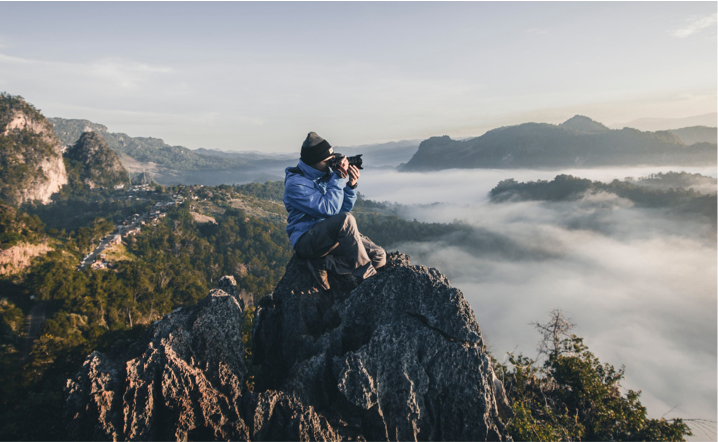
[{"xmin": 283, "ymin": 132, "xmax": 386, "ymax": 290}]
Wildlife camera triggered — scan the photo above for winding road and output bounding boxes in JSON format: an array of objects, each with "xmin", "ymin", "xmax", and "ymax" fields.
[{"xmin": 20, "ymin": 302, "xmax": 45, "ymax": 362}]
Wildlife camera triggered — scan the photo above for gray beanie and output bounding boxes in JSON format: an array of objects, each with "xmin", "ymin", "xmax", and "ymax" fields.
[{"xmin": 301, "ymin": 132, "xmax": 334, "ymax": 165}]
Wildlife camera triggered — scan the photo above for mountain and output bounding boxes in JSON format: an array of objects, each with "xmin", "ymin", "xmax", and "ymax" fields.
[
  {"xmin": 64, "ymin": 131, "xmax": 131, "ymax": 189},
  {"xmin": 0, "ymin": 94, "xmax": 68, "ymax": 205},
  {"xmin": 401, "ymin": 115, "xmax": 717, "ymax": 171},
  {"xmin": 610, "ymin": 113, "xmax": 717, "ymax": 131},
  {"xmin": 559, "ymin": 115, "xmax": 610, "ymax": 134},
  {"xmin": 667, "ymin": 126, "xmax": 717, "ymax": 145},
  {"xmin": 50, "ymin": 118, "xmax": 248, "ymax": 171},
  {"xmin": 64, "ymin": 255, "xmax": 510, "ymax": 440},
  {"xmin": 51, "ymin": 117, "xmax": 421, "ymax": 185}
]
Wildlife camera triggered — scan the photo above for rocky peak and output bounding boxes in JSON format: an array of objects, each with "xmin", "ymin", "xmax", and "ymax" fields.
[
  {"xmin": 560, "ymin": 115, "xmax": 610, "ymax": 134},
  {"xmin": 0, "ymin": 93, "xmax": 68, "ymax": 205},
  {"xmin": 65, "ymin": 254, "xmax": 511, "ymax": 441},
  {"xmin": 64, "ymin": 131, "xmax": 130, "ymax": 189}
]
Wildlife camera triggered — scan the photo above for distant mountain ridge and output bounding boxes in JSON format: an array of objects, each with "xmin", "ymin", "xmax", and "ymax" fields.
[
  {"xmin": 401, "ymin": 115, "xmax": 717, "ymax": 171},
  {"xmin": 610, "ymin": 113, "xmax": 717, "ymax": 132},
  {"xmin": 666, "ymin": 126, "xmax": 717, "ymax": 145},
  {"xmin": 50, "ymin": 118, "xmax": 248, "ymax": 171}
]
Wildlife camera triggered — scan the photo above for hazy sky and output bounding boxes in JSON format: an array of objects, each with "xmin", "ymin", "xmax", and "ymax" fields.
[{"xmin": 0, "ymin": 2, "xmax": 716, "ymax": 151}]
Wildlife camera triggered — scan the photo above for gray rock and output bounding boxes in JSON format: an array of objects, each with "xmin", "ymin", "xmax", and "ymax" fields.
[
  {"xmin": 65, "ymin": 252, "xmax": 510, "ymax": 441},
  {"xmin": 64, "ymin": 283, "xmax": 250, "ymax": 441},
  {"xmin": 253, "ymin": 251, "xmax": 510, "ymax": 441}
]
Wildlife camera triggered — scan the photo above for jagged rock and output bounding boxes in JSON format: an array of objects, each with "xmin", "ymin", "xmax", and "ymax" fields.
[
  {"xmin": 253, "ymin": 251, "xmax": 510, "ymax": 441},
  {"xmin": 66, "ymin": 253, "xmax": 510, "ymax": 441},
  {"xmin": 64, "ymin": 280, "xmax": 249, "ymax": 441},
  {"xmin": 249, "ymin": 391, "xmax": 339, "ymax": 441}
]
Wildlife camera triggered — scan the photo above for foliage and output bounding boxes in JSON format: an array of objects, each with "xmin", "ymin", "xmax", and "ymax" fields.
[
  {"xmin": 0, "ymin": 92, "xmax": 44, "ymax": 130},
  {"xmin": 0, "ymin": 188, "xmax": 292, "ymax": 439},
  {"xmin": 242, "ymin": 306, "xmax": 259, "ymax": 391},
  {"xmin": 22, "ymin": 187, "xmax": 153, "ymax": 233},
  {"xmin": 233, "ymin": 181, "xmax": 285, "ymax": 201},
  {"xmin": 496, "ymin": 310, "xmax": 692, "ymax": 441},
  {"xmin": 0, "ymin": 203, "xmax": 46, "ymax": 250},
  {"xmin": 63, "ymin": 131, "xmax": 131, "ymax": 190}
]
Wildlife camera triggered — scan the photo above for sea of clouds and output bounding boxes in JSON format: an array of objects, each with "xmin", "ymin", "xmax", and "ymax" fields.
[{"xmin": 357, "ymin": 166, "xmax": 717, "ymax": 438}]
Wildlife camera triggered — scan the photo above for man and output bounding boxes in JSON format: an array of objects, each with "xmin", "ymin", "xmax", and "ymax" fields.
[{"xmin": 284, "ymin": 132, "xmax": 386, "ymax": 290}]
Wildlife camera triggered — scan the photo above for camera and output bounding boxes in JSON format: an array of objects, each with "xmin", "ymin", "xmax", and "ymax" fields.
[{"xmin": 328, "ymin": 153, "xmax": 363, "ymax": 170}]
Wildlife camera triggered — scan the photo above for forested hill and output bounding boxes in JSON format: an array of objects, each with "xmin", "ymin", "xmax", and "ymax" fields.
[
  {"xmin": 490, "ymin": 173, "xmax": 717, "ymax": 227},
  {"xmin": 50, "ymin": 117, "xmax": 248, "ymax": 171},
  {"xmin": 401, "ymin": 115, "xmax": 717, "ymax": 171},
  {"xmin": 64, "ymin": 131, "xmax": 131, "ymax": 190}
]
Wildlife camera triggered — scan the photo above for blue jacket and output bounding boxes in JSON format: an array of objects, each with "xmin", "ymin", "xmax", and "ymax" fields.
[{"xmin": 284, "ymin": 160, "xmax": 357, "ymax": 247}]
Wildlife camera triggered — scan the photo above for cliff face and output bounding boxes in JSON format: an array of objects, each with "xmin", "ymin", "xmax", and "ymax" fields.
[
  {"xmin": 0, "ymin": 94, "xmax": 68, "ymax": 205},
  {"xmin": 65, "ymin": 254, "xmax": 510, "ymax": 441},
  {"xmin": 0, "ymin": 242, "xmax": 53, "ymax": 275},
  {"xmin": 64, "ymin": 131, "xmax": 130, "ymax": 189}
]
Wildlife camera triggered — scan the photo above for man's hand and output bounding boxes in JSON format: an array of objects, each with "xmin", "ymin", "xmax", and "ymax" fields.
[
  {"xmin": 335, "ymin": 156, "xmax": 349, "ymax": 178},
  {"xmin": 347, "ymin": 165, "xmax": 360, "ymax": 187}
]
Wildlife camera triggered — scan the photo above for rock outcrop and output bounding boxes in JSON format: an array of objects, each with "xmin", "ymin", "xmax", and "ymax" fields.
[
  {"xmin": 64, "ymin": 131, "xmax": 131, "ymax": 189},
  {"xmin": 65, "ymin": 255, "xmax": 510, "ymax": 441},
  {"xmin": 0, "ymin": 94, "xmax": 68, "ymax": 205},
  {"xmin": 65, "ymin": 276, "xmax": 250, "ymax": 441},
  {"xmin": 0, "ymin": 241, "xmax": 53, "ymax": 275},
  {"xmin": 253, "ymin": 252, "xmax": 509, "ymax": 441}
]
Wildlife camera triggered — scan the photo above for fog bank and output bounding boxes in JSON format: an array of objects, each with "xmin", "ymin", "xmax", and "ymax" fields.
[{"xmin": 357, "ymin": 167, "xmax": 717, "ymax": 436}]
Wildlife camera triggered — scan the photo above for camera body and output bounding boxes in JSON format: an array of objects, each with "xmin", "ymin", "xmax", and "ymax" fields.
[{"xmin": 328, "ymin": 153, "xmax": 363, "ymax": 170}]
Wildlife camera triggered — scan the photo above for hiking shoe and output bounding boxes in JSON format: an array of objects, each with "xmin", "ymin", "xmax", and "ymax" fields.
[{"xmin": 307, "ymin": 259, "xmax": 330, "ymax": 290}]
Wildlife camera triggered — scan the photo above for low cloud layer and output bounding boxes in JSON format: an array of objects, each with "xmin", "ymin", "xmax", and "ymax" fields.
[{"xmin": 358, "ymin": 167, "xmax": 717, "ymax": 435}]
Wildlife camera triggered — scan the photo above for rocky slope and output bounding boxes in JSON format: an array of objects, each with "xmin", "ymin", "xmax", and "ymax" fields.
[
  {"xmin": 65, "ymin": 254, "xmax": 511, "ymax": 441},
  {"xmin": 0, "ymin": 242, "xmax": 53, "ymax": 275},
  {"xmin": 0, "ymin": 94, "xmax": 68, "ymax": 204},
  {"xmin": 64, "ymin": 131, "xmax": 131, "ymax": 189},
  {"xmin": 402, "ymin": 115, "xmax": 717, "ymax": 171}
]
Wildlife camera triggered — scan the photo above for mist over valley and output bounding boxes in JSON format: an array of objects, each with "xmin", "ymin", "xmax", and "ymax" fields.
[{"xmin": 355, "ymin": 165, "xmax": 717, "ymax": 429}]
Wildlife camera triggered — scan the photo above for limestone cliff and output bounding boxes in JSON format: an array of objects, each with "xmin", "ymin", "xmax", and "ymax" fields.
[
  {"xmin": 0, "ymin": 93, "xmax": 68, "ymax": 205},
  {"xmin": 65, "ymin": 255, "xmax": 510, "ymax": 441}
]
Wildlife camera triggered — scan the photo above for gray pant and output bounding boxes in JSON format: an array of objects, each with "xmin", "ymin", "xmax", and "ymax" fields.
[{"xmin": 295, "ymin": 212, "xmax": 386, "ymax": 279}]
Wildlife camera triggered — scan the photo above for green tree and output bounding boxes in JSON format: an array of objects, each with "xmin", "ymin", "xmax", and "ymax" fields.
[{"xmin": 496, "ymin": 310, "xmax": 692, "ymax": 441}]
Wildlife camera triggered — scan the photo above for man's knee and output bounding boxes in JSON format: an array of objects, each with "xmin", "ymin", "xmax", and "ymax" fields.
[
  {"xmin": 373, "ymin": 247, "xmax": 387, "ymax": 269},
  {"xmin": 332, "ymin": 211, "xmax": 356, "ymax": 229}
]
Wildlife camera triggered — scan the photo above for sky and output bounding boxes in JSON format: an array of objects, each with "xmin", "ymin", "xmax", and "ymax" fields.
[{"xmin": 0, "ymin": 2, "xmax": 716, "ymax": 151}]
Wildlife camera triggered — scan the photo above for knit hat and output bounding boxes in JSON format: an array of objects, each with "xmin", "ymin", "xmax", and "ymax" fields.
[{"xmin": 301, "ymin": 132, "xmax": 334, "ymax": 165}]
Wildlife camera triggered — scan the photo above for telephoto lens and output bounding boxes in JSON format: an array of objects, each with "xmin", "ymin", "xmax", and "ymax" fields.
[{"xmin": 329, "ymin": 153, "xmax": 363, "ymax": 170}]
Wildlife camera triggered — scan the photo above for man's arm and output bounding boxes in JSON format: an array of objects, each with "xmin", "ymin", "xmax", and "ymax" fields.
[
  {"xmin": 340, "ymin": 165, "xmax": 359, "ymax": 213},
  {"xmin": 285, "ymin": 174, "xmax": 347, "ymax": 218},
  {"xmin": 341, "ymin": 183, "xmax": 357, "ymax": 213}
]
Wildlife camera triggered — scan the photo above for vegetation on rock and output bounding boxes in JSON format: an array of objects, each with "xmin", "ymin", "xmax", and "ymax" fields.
[
  {"xmin": 496, "ymin": 310, "xmax": 691, "ymax": 441},
  {"xmin": 64, "ymin": 131, "xmax": 131, "ymax": 190}
]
